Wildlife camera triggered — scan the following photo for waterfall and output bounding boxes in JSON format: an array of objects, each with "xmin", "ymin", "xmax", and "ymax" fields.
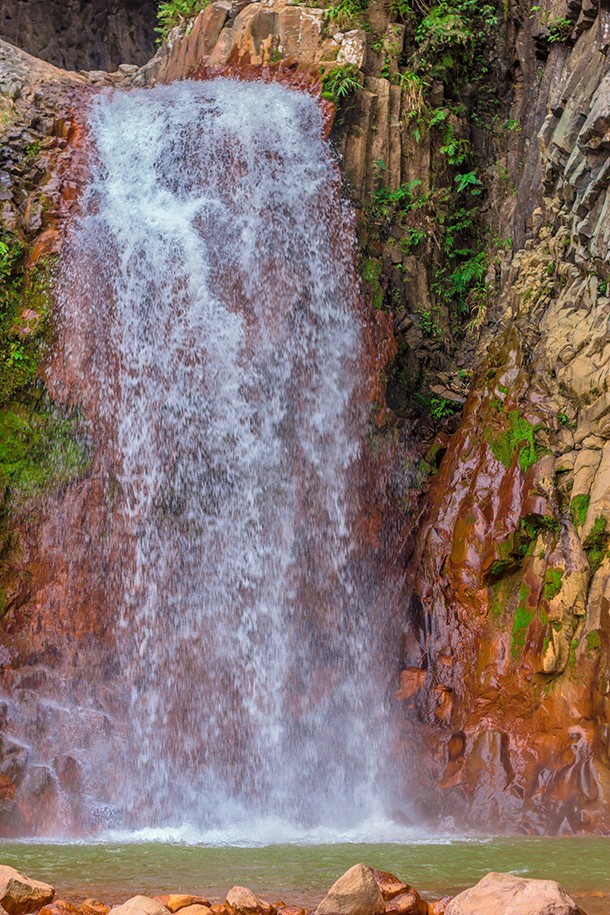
[{"xmin": 5, "ymin": 78, "xmax": 408, "ymax": 841}]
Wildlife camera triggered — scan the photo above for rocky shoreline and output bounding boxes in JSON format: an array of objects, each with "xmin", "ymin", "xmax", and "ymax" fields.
[{"xmin": 0, "ymin": 863, "xmax": 592, "ymax": 915}]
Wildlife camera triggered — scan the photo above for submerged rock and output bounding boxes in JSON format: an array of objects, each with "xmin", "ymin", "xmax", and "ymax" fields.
[
  {"xmin": 0, "ymin": 866, "xmax": 54, "ymax": 915},
  {"xmin": 445, "ymin": 873, "xmax": 586, "ymax": 915},
  {"xmin": 315, "ymin": 864, "xmax": 385, "ymax": 915}
]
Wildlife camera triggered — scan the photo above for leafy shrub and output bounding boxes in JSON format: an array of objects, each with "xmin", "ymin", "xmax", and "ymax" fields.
[
  {"xmin": 156, "ymin": 0, "xmax": 211, "ymax": 40},
  {"xmin": 320, "ymin": 64, "xmax": 363, "ymax": 104}
]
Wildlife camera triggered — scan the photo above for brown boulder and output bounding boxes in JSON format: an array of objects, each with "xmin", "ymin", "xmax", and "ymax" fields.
[
  {"xmin": 0, "ymin": 866, "xmax": 55, "ymax": 915},
  {"xmin": 384, "ymin": 891, "xmax": 427, "ymax": 915},
  {"xmin": 109, "ymin": 898, "xmax": 171, "ymax": 915},
  {"xmin": 177, "ymin": 907, "xmax": 213, "ymax": 915},
  {"xmin": 426, "ymin": 899, "xmax": 452, "ymax": 915},
  {"xmin": 39, "ymin": 902, "xmax": 80, "ymax": 915},
  {"xmin": 154, "ymin": 900, "xmax": 211, "ymax": 914},
  {"xmin": 225, "ymin": 888, "xmax": 275, "ymax": 915},
  {"xmin": 370, "ymin": 871, "xmax": 408, "ymax": 902},
  {"xmin": 316, "ymin": 865, "xmax": 385, "ymax": 915},
  {"xmin": 277, "ymin": 908, "xmax": 309, "ymax": 915},
  {"xmin": 80, "ymin": 900, "xmax": 110, "ymax": 915},
  {"xmin": 445, "ymin": 873, "xmax": 585, "ymax": 915}
]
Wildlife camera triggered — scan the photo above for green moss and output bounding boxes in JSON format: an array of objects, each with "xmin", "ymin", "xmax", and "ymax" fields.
[
  {"xmin": 570, "ymin": 493, "xmax": 590, "ymax": 528},
  {"xmin": 543, "ymin": 567, "xmax": 563, "ymax": 601},
  {"xmin": 486, "ymin": 409, "xmax": 537, "ymax": 472},
  {"xmin": 586, "ymin": 631, "xmax": 601, "ymax": 652},
  {"xmin": 511, "ymin": 583, "xmax": 535, "ymax": 658},
  {"xmin": 361, "ymin": 257, "xmax": 384, "ymax": 310},
  {"xmin": 569, "ymin": 637, "xmax": 579, "ymax": 669},
  {"xmin": 0, "ymin": 401, "xmax": 92, "ymax": 497},
  {"xmin": 0, "ymin": 236, "xmax": 55, "ymax": 409},
  {"xmin": 583, "ymin": 516, "xmax": 610, "ymax": 575}
]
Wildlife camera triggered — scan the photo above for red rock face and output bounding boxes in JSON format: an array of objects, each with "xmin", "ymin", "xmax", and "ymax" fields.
[
  {"xmin": 0, "ymin": 67, "xmax": 410, "ymax": 835},
  {"xmin": 401, "ymin": 327, "xmax": 610, "ymax": 833}
]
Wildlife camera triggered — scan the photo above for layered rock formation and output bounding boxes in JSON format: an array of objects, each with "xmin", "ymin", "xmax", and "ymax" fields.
[
  {"xmin": 0, "ymin": 0, "xmax": 157, "ymax": 71},
  {"xmin": 402, "ymin": 0, "xmax": 610, "ymax": 833}
]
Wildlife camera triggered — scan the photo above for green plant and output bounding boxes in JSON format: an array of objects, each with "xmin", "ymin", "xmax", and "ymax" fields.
[
  {"xmin": 486, "ymin": 409, "xmax": 538, "ymax": 473},
  {"xmin": 320, "ymin": 63, "xmax": 363, "ymax": 104},
  {"xmin": 583, "ymin": 516, "xmax": 610, "ymax": 575},
  {"xmin": 454, "ymin": 170, "xmax": 482, "ymax": 193},
  {"xmin": 324, "ymin": 0, "xmax": 368, "ymax": 29},
  {"xmin": 586, "ymin": 631, "xmax": 601, "ymax": 652},
  {"xmin": 547, "ymin": 16, "xmax": 572, "ymax": 42},
  {"xmin": 511, "ymin": 584, "xmax": 535, "ymax": 658},
  {"xmin": 543, "ymin": 567, "xmax": 563, "ymax": 601},
  {"xmin": 430, "ymin": 394, "xmax": 461, "ymax": 421},
  {"xmin": 570, "ymin": 493, "xmax": 590, "ymax": 528},
  {"xmin": 155, "ymin": 0, "xmax": 211, "ymax": 39}
]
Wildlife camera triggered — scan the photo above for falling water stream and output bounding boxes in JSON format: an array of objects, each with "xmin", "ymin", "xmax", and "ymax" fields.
[{"xmin": 0, "ymin": 78, "xmax": 409, "ymax": 839}]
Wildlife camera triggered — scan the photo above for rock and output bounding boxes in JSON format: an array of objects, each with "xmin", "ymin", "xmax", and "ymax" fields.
[
  {"xmin": 177, "ymin": 907, "xmax": 213, "ymax": 915},
  {"xmin": 316, "ymin": 865, "xmax": 385, "ymax": 915},
  {"xmin": 445, "ymin": 873, "xmax": 585, "ymax": 914},
  {"xmin": 0, "ymin": 866, "xmax": 55, "ymax": 915},
  {"xmin": 277, "ymin": 908, "xmax": 309, "ymax": 915},
  {"xmin": 80, "ymin": 899, "xmax": 110, "ymax": 915},
  {"xmin": 109, "ymin": 898, "xmax": 171, "ymax": 915},
  {"xmin": 39, "ymin": 902, "xmax": 80, "ymax": 915},
  {"xmin": 154, "ymin": 900, "xmax": 211, "ymax": 914},
  {"xmin": 226, "ymin": 888, "xmax": 275, "ymax": 915},
  {"xmin": 384, "ymin": 891, "xmax": 427, "ymax": 915},
  {"xmin": 427, "ymin": 900, "xmax": 452, "ymax": 915},
  {"xmin": 370, "ymin": 869, "xmax": 408, "ymax": 901}
]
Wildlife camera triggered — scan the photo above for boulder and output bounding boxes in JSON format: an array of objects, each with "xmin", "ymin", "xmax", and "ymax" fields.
[
  {"xmin": 177, "ymin": 907, "xmax": 213, "ymax": 915},
  {"xmin": 110, "ymin": 898, "xmax": 171, "ymax": 915},
  {"xmin": 154, "ymin": 900, "xmax": 211, "ymax": 914},
  {"xmin": 39, "ymin": 902, "xmax": 80, "ymax": 915},
  {"xmin": 445, "ymin": 873, "xmax": 586, "ymax": 915},
  {"xmin": 277, "ymin": 908, "xmax": 309, "ymax": 915},
  {"xmin": 427, "ymin": 899, "xmax": 452, "ymax": 915},
  {"xmin": 384, "ymin": 891, "xmax": 427, "ymax": 915},
  {"xmin": 0, "ymin": 866, "xmax": 55, "ymax": 915},
  {"xmin": 80, "ymin": 901, "xmax": 110, "ymax": 915},
  {"xmin": 226, "ymin": 888, "xmax": 275, "ymax": 915},
  {"xmin": 316, "ymin": 865, "xmax": 385, "ymax": 915},
  {"xmin": 370, "ymin": 871, "xmax": 408, "ymax": 902}
]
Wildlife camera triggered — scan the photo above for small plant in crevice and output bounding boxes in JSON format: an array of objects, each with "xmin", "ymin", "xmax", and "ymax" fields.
[
  {"xmin": 155, "ymin": 0, "xmax": 211, "ymax": 40},
  {"xmin": 320, "ymin": 63, "xmax": 363, "ymax": 104}
]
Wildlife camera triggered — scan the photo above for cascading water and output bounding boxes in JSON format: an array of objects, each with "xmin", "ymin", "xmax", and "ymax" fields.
[{"xmin": 2, "ymin": 78, "xmax": 409, "ymax": 840}]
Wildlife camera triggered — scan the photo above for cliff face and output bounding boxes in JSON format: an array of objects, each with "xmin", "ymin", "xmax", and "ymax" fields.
[
  {"xmin": 0, "ymin": 0, "xmax": 157, "ymax": 70},
  {"xmin": 0, "ymin": 0, "xmax": 609, "ymax": 834},
  {"xmin": 403, "ymin": 0, "xmax": 610, "ymax": 832}
]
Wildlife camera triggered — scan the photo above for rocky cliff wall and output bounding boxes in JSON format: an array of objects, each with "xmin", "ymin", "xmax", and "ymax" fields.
[
  {"xmin": 0, "ymin": 0, "xmax": 609, "ymax": 834},
  {"xmin": 0, "ymin": 0, "xmax": 157, "ymax": 70},
  {"xmin": 403, "ymin": 0, "xmax": 610, "ymax": 832}
]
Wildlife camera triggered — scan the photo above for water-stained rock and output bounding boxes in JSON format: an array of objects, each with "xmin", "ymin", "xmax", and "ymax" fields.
[
  {"xmin": 0, "ymin": 866, "xmax": 54, "ymax": 915},
  {"xmin": 110, "ymin": 898, "xmax": 171, "ymax": 915},
  {"xmin": 444, "ymin": 872, "xmax": 586, "ymax": 914},
  {"xmin": 316, "ymin": 864, "xmax": 385, "ymax": 915},
  {"xmin": 154, "ymin": 899, "xmax": 211, "ymax": 914},
  {"xmin": 226, "ymin": 889, "xmax": 275, "ymax": 915}
]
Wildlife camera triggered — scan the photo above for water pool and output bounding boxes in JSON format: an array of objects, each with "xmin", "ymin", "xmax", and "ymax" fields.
[{"xmin": 1, "ymin": 839, "xmax": 608, "ymax": 913}]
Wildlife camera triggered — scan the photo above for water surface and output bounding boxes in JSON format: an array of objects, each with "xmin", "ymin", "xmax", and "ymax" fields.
[{"xmin": 1, "ymin": 840, "xmax": 608, "ymax": 912}]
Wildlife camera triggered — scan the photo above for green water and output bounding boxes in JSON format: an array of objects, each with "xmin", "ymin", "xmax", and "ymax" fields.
[{"xmin": 1, "ymin": 840, "xmax": 609, "ymax": 912}]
